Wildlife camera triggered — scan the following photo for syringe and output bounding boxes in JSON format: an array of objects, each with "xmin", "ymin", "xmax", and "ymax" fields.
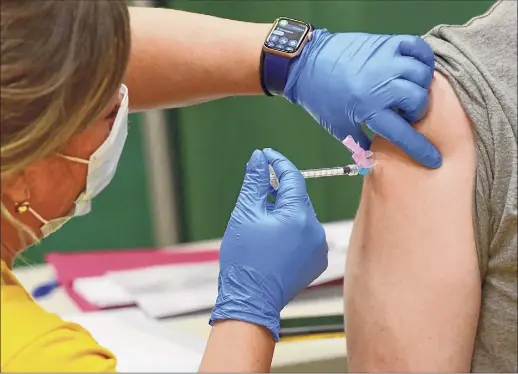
[{"xmin": 269, "ymin": 164, "xmax": 370, "ymax": 190}]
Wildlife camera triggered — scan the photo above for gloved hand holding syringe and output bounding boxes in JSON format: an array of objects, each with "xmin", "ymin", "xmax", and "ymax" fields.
[{"xmin": 269, "ymin": 135, "xmax": 376, "ymax": 190}]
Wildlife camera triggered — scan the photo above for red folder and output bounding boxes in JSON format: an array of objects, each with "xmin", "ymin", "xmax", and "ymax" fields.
[{"xmin": 45, "ymin": 249, "xmax": 219, "ymax": 311}]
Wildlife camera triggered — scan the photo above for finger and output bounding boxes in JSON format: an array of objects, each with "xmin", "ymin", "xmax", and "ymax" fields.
[
  {"xmin": 386, "ymin": 80, "xmax": 429, "ymax": 123},
  {"xmin": 318, "ymin": 117, "xmax": 371, "ymax": 149},
  {"xmin": 268, "ymin": 184, "xmax": 278, "ymax": 199},
  {"xmin": 235, "ymin": 149, "xmax": 270, "ymax": 211},
  {"xmin": 267, "ymin": 184, "xmax": 278, "ymax": 213},
  {"xmin": 394, "ymin": 57, "xmax": 433, "ymax": 89},
  {"xmin": 397, "ymin": 36, "xmax": 435, "ymax": 72},
  {"xmin": 307, "ymin": 194, "xmax": 317, "ymax": 217},
  {"xmin": 263, "ymin": 148, "xmax": 308, "ymax": 209},
  {"xmin": 366, "ymin": 109, "xmax": 442, "ymax": 169},
  {"xmin": 320, "ymin": 118, "xmax": 347, "ymax": 142}
]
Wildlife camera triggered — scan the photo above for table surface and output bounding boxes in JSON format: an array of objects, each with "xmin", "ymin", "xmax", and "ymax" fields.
[{"xmin": 14, "ymin": 221, "xmax": 352, "ymax": 370}]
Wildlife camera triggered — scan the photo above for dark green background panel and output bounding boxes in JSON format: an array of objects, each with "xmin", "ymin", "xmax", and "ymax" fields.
[{"xmin": 166, "ymin": 0, "xmax": 493, "ymax": 242}]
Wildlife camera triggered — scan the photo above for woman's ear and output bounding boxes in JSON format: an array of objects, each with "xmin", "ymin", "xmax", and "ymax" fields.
[
  {"xmin": 1, "ymin": 172, "xmax": 30, "ymax": 211},
  {"xmin": 1, "ymin": 172, "xmax": 37, "ymax": 263}
]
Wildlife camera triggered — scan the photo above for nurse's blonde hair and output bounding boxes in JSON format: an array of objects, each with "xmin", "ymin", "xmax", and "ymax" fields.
[{"xmin": 1, "ymin": 0, "xmax": 131, "ymax": 252}]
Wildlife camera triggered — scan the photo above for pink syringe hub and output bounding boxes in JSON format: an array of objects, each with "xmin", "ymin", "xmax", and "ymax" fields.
[{"xmin": 342, "ymin": 136, "xmax": 376, "ymax": 170}]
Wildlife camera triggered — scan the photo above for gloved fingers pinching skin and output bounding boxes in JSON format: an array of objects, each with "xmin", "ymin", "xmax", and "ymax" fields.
[
  {"xmin": 385, "ymin": 79, "xmax": 429, "ymax": 123},
  {"xmin": 393, "ymin": 56, "xmax": 433, "ymax": 89},
  {"xmin": 285, "ymin": 29, "xmax": 442, "ymax": 169},
  {"xmin": 367, "ymin": 109, "xmax": 441, "ymax": 168},
  {"xmin": 210, "ymin": 149, "xmax": 329, "ymax": 341}
]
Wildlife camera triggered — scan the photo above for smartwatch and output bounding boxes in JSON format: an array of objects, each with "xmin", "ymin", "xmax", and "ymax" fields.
[{"xmin": 260, "ymin": 17, "xmax": 313, "ymax": 96}]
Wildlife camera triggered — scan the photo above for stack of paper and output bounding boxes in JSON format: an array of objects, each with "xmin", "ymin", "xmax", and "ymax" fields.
[
  {"xmin": 52, "ymin": 220, "xmax": 354, "ymax": 318},
  {"xmin": 46, "ymin": 249, "xmax": 220, "ymax": 311}
]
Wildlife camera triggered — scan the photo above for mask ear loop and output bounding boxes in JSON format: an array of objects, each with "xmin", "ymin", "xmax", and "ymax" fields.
[
  {"xmin": 14, "ymin": 195, "xmax": 49, "ymax": 226},
  {"xmin": 57, "ymin": 154, "xmax": 89, "ymax": 165},
  {"xmin": 26, "ymin": 206, "xmax": 50, "ymax": 226},
  {"xmin": 57, "ymin": 153, "xmax": 95, "ymax": 201}
]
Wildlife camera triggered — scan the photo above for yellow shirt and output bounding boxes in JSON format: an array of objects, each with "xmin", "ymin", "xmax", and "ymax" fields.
[{"xmin": 1, "ymin": 260, "xmax": 117, "ymax": 372}]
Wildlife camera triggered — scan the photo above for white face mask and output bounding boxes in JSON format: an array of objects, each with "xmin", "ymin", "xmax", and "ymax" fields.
[{"xmin": 27, "ymin": 84, "xmax": 129, "ymax": 238}]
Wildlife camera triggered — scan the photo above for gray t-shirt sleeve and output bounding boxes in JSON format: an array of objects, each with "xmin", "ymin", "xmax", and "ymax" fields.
[{"xmin": 422, "ymin": 1, "xmax": 517, "ymax": 372}]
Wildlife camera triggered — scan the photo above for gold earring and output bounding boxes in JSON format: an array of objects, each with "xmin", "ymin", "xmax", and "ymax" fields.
[{"xmin": 15, "ymin": 201, "xmax": 30, "ymax": 214}]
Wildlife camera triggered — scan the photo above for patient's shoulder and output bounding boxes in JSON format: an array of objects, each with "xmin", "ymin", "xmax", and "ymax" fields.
[
  {"xmin": 1, "ymin": 265, "xmax": 116, "ymax": 372},
  {"xmin": 413, "ymin": 72, "xmax": 475, "ymax": 155},
  {"xmin": 371, "ymin": 72, "xmax": 475, "ymax": 185},
  {"xmin": 365, "ymin": 71, "xmax": 477, "ymax": 216}
]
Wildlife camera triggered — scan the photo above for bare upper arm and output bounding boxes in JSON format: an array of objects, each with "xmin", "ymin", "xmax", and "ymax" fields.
[{"xmin": 344, "ymin": 72, "xmax": 481, "ymax": 371}]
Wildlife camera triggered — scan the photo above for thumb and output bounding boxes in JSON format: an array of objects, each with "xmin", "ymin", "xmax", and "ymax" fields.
[{"xmin": 235, "ymin": 149, "xmax": 270, "ymax": 212}]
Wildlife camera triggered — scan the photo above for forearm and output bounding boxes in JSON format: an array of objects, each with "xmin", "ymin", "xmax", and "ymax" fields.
[
  {"xmin": 126, "ymin": 7, "xmax": 269, "ymax": 111},
  {"xmin": 199, "ymin": 320, "xmax": 275, "ymax": 372}
]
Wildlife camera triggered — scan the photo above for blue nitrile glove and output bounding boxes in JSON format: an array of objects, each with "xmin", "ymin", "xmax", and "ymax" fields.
[
  {"xmin": 209, "ymin": 148, "xmax": 328, "ymax": 341},
  {"xmin": 285, "ymin": 29, "xmax": 442, "ymax": 169}
]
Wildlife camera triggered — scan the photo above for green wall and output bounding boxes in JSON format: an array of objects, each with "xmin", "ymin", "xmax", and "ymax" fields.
[{"xmin": 167, "ymin": 0, "xmax": 494, "ymax": 242}]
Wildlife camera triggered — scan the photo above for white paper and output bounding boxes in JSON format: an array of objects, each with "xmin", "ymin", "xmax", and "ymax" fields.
[
  {"xmin": 106, "ymin": 262, "xmax": 220, "ymax": 295},
  {"xmin": 61, "ymin": 309, "xmax": 204, "ymax": 372},
  {"xmin": 131, "ymin": 251, "xmax": 346, "ymax": 319},
  {"xmin": 111, "ymin": 251, "xmax": 346, "ymax": 319},
  {"xmin": 71, "ymin": 220, "xmax": 353, "ymax": 317},
  {"xmin": 135, "ymin": 286, "xmax": 219, "ymax": 319},
  {"xmin": 73, "ymin": 276, "xmax": 134, "ymax": 308}
]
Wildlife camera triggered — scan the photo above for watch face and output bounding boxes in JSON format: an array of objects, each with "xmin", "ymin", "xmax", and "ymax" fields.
[{"xmin": 264, "ymin": 18, "xmax": 310, "ymax": 54}]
